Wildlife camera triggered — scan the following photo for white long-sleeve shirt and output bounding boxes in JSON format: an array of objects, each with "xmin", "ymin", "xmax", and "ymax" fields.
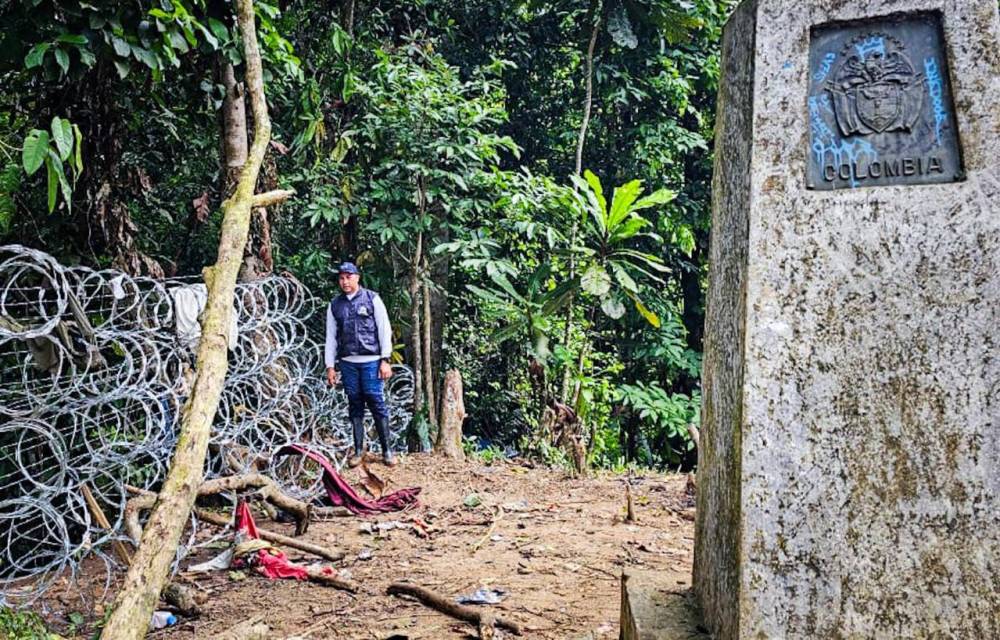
[{"xmin": 324, "ymin": 290, "xmax": 392, "ymax": 368}]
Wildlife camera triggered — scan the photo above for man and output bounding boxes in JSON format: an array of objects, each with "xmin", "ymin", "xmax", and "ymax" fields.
[{"xmin": 325, "ymin": 262, "xmax": 396, "ymax": 467}]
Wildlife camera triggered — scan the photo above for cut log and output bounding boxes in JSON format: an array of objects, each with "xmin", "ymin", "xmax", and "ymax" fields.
[
  {"xmin": 99, "ymin": 2, "xmax": 277, "ymax": 637},
  {"xmin": 435, "ymin": 369, "xmax": 465, "ymax": 459},
  {"xmin": 387, "ymin": 582, "xmax": 522, "ymax": 635}
]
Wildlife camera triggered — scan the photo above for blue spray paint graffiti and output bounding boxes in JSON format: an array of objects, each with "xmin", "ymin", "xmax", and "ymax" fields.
[
  {"xmin": 812, "ymin": 52, "xmax": 837, "ymax": 82},
  {"xmin": 924, "ymin": 57, "xmax": 947, "ymax": 146},
  {"xmin": 809, "ymin": 96, "xmax": 877, "ymax": 187},
  {"xmin": 854, "ymin": 36, "xmax": 885, "ymax": 61}
]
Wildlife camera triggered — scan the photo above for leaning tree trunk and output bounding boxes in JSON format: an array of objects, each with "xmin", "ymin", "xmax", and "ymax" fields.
[
  {"xmin": 435, "ymin": 369, "xmax": 465, "ymax": 459},
  {"xmin": 99, "ymin": 1, "xmax": 275, "ymax": 637}
]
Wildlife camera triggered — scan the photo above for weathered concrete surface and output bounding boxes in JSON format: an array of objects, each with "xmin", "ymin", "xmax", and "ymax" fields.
[
  {"xmin": 696, "ymin": 1, "xmax": 1000, "ymax": 638},
  {"xmin": 693, "ymin": 2, "xmax": 756, "ymax": 640},
  {"xmin": 619, "ymin": 570, "xmax": 709, "ymax": 640}
]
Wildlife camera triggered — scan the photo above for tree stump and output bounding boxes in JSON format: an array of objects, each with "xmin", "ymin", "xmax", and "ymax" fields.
[{"xmin": 435, "ymin": 369, "xmax": 465, "ymax": 459}]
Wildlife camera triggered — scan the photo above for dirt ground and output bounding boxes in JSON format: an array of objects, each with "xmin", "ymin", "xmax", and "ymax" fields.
[{"xmin": 38, "ymin": 454, "xmax": 698, "ymax": 639}]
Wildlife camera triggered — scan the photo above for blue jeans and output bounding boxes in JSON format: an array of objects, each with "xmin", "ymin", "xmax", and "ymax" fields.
[{"xmin": 339, "ymin": 360, "xmax": 389, "ymax": 421}]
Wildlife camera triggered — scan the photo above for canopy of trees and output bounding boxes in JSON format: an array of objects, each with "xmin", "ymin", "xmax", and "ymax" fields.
[{"xmin": 0, "ymin": 0, "xmax": 734, "ymax": 471}]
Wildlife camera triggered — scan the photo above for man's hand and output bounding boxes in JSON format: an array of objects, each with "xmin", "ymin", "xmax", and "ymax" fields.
[
  {"xmin": 326, "ymin": 367, "xmax": 339, "ymax": 387},
  {"xmin": 378, "ymin": 360, "xmax": 393, "ymax": 380}
]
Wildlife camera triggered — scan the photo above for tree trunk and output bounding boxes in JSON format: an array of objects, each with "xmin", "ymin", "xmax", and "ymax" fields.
[
  {"xmin": 221, "ymin": 61, "xmax": 249, "ymax": 192},
  {"xmin": 409, "ymin": 232, "xmax": 424, "ymax": 418},
  {"xmin": 99, "ymin": 1, "xmax": 273, "ymax": 637},
  {"xmin": 421, "ymin": 263, "xmax": 437, "ymax": 430},
  {"xmin": 559, "ymin": 0, "xmax": 603, "ymax": 403},
  {"xmin": 435, "ymin": 369, "xmax": 465, "ymax": 459}
]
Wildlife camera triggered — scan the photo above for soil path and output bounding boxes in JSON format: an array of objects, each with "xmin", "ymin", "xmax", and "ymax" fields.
[{"xmin": 54, "ymin": 454, "xmax": 697, "ymax": 638}]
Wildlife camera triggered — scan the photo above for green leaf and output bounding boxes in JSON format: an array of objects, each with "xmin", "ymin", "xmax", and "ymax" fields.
[
  {"xmin": 581, "ymin": 264, "xmax": 611, "ymax": 296},
  {"xmin": 53, "ymin": 48, "xmax": 70, "ymax": 75},
  {"xmin": 45, "ymin": 156, "xmax": 58, "ymax": 212},
  {"xmin": 56, "ymin": 34, "xmax": 88, "ymax": 45},
  {"xmin": 78, "ymin": 48, "xmax": 96, "ymax": 67},
  {"xmin": 68, "ymin": 612, "xmax": 85, "ymax": 626},
  {"xmin": 24, "ymin": 43, "xmax": 49, "ymax": 69},
  {"xmin": 608, "ymin": 180, "xmax": 644, "ymax": 229},
  {"xmin": 72, "ymin": 124, "xmax": 84, "ymax": 175},
  {"xmin": 488, "ymin": 272, "xmax": 527, "ymax": 304},
  {"xmin": 583, "ymin": 169, "xmax": 606, "ymax": 217},
  {"xmin": 112, "ymin": 35, "xmax": 131, "ymax": 57},
  {"xmin": 114, "ymin": 59, "xmax": 131, "ymax": 79},
  {"xmin": 601, "ymin": 296, "xmax": 626, "ymax": 319},
  {"xmin": 22, "ymin": 130, "xmax": 49, "ymax": 176},
  {"xmin": 51, "ymin": 117, "xmax": 73, "ymax": 161},
  {"xmin": 208, "ymin": 18, "xmax": 230, "ymax": 44},
  {"xmin": 611, "ymin": 263, "xmax": 639, "ymax": 293},
  {"xmin": 48, "ymin": 150, "xmax": 72, "ymax": 212},
  {"xmin": 329, "ymin": 135, "xmax": 352, "ymax": 163},
  {"xmin": 132, "ymin": 47, "xmax": 159, "ymax": 70},
  {"xmin": 633, "ymin": 187, "xmax": 677, "ymax": 211}
]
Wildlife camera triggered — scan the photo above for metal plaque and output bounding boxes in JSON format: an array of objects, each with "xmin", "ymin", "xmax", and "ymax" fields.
[{"xmin": 806, "ymin": 12, "xmax": 963, "ymax": 190}]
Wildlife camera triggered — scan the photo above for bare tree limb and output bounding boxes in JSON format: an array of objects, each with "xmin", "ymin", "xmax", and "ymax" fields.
[
  {"xmin": 192, "ymin": 508, "xmax": 347, "ymax": 565},
  {"xmin": 388, "ymin": 582, "xmax": 523, "ymax": 635}
]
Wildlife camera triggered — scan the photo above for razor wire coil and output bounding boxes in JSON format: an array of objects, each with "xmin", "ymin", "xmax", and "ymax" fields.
[{"xmin": 0, "ymin": 245, "xmax": 413, "ymax": 606}]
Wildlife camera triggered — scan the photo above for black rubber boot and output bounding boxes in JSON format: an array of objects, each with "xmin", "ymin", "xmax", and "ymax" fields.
[
  {"xmin": 375, "ymin": 416, "xmax": 395, "ymax": 466},
  {"xmin": 349, "ymin": 416, "xmax": 365, "ymax": 467}
]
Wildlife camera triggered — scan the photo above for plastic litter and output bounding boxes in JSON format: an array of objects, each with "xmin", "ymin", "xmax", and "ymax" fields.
[
  {"xmin": 456, "ymin": 587, "xmax": 509, "ymax": 605},
  {"xmin": 150, "ymin": 611, "xmax": 177, "ymax": 629}
]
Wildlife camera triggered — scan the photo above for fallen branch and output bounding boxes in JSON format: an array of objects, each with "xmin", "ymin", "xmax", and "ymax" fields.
[
  {"xmin": 81, "ymin": 484, "xmax": 133, "ymax": 566},
  {"xmin": 387, "ymin": 582, "xmax": 523, "ymax": 636},
  {"xmin": 303, "ymin": 564, "xmax": 359, "ymax": 593},
  {"xmin": 193, "ymin": 508, "xmax": 345, "ymax": 564},
  {"xmin": 123, "ymin": 473, "xmax": 311, "ymax": 544}
]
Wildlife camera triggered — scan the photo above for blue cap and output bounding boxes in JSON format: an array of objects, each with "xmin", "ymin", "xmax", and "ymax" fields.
[{"xmin": 337, "ymin": 262, "xmax": 360, "ymax": 275}]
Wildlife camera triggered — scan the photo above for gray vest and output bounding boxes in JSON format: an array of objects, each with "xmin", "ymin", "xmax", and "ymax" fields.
[{"xmin": 329, "ymin": 288, "xmax": 380, "ymax": 358}]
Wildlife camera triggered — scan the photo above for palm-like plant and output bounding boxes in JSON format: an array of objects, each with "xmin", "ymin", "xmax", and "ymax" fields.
[{"xmin": 567, "ymin": 170, "xmax": 676, "ymax": 327}]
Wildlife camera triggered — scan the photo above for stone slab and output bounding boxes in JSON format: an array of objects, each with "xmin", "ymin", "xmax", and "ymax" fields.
[
  {"xmin": 619, "ymin": 570, "xmax": 708, "ymax": 640},
  {"xmin": 696, "ymin": 1, "xmax": 1000, "ymax": 638}
]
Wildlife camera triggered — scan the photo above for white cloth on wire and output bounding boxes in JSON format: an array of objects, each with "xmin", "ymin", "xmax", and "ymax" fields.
[{"xmin": 170, "ymin": 283, "xmax": 238, "ymax": 353}]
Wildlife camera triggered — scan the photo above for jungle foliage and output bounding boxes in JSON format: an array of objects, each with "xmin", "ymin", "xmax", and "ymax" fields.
[{"xmin": 0, "ymin": 0, "xmax": 734, "ymax": 471}]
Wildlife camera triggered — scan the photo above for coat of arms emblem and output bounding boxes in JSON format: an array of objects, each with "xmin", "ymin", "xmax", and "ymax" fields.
[{"xmin": 827, "ymin": 33, "xmax": 924, "ymax": 136}]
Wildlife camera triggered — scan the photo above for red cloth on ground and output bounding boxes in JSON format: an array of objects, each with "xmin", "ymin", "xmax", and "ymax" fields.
[
  {"xmin": 276, "ymin": 444, "xmax": 421, "ymax": 516},
  {"xmin": 234, "ymin": 500, "xmax": 260, "ymax": 539},
  {"xmin": 233, "ymin": 499, "xmax": 309, "ymax": 581}
]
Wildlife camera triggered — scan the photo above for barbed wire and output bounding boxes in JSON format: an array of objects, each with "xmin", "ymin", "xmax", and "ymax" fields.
[{"xmin": 0, "ymin": 245, "xmax": 413, "ymax": 606}]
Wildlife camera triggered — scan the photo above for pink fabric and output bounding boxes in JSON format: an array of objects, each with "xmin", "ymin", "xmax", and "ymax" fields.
[
  {"xmin": 234, "ymin": 500, "xmax": 260, "ymax": 539},
  {"xmin": 254, "ymin": 548, "xmax": 309, "ymax": 580},
  {"xmin": 276, "ymin": 444, "xmax": 421, "ymax": 515},
  {"xmin": 233, "ymin": 499, "xmax": 309, "ymax": 581}
]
